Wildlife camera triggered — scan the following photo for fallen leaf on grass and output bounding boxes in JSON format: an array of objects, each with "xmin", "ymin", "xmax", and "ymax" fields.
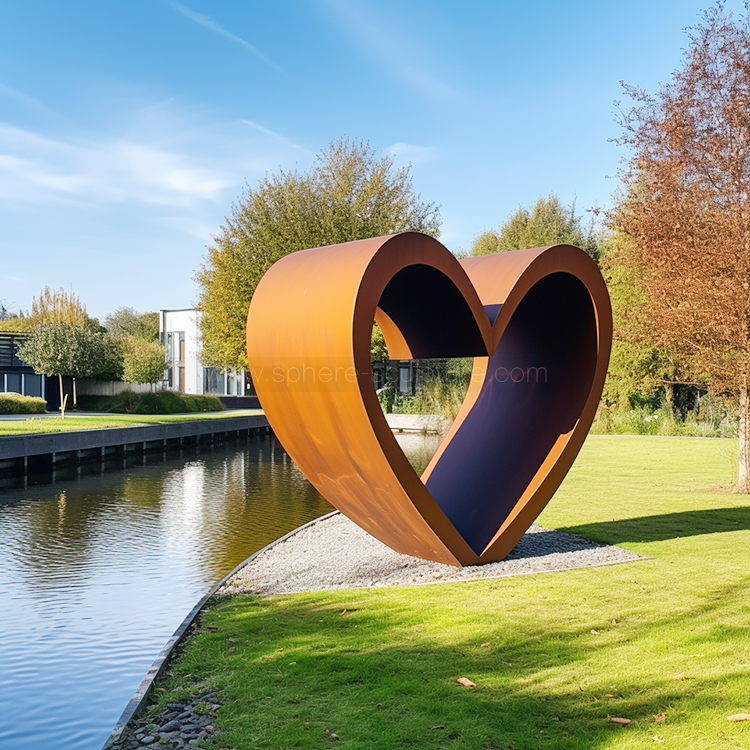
[
  {"xmin": 480, "ymin": 642, "xmax": 491, "ymax": 648},
  {"xmin": 604, "ymin": 694, "xmax": 616, "ymax": 699},
  {"xmin": 668, "ymin": 672, "xmax": 685, "ymax": 681},
  {"xmin": 654, "ymin": 713, "xmax": 667, "ymax": 723},
  {"xmin": 324, "ymin": 729, "xmax": 341, "ymax": 740},
  {"xmin": 727, "ymin": 713, "xmax": 750, "ymax": 722},
  {"xmin": 591, "ymin": 629, "xmax": 600, "ymax": 635},
  {"xmin": 456, "ymin": 677, "xmax": 476, "ymax": 688},
  {"xmin": 609, "ymin": 717, "xmax": 632, "ymax": 726},
  {"xmin": 429, "ymin": 725, "xmax": 445, "ymax": 730},
  {"xmin": 653, "ymin": 735, "xmax": 665, "ymax": 742}
]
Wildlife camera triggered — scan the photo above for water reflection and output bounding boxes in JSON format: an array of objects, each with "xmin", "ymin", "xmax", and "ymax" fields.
[
  {"xmin": 0, "ymin": 431, "xmax": 442, "ymax": 750},
  {"xmin": 0, "ymin": 435, "xmax": 332, "ymax": 750}
]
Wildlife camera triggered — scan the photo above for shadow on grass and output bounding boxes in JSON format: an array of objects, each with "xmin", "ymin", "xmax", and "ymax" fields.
[
  {"xmin": 560, "ymin": 506, "xmax": 750, "ymax": 546},
  {"xmin": 158, "ymin": 577, "xmax": 750, "ymax": 750}
]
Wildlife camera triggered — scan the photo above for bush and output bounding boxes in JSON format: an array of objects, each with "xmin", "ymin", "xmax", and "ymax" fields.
[
  {"xmin": 0, "ymin": 393, "xmax": 47, "ymax": 414},
  {"xmin": 78, "ymin": 391, "xmax": 224, "ymax": 414},
  {"xmin": 590, "ymin": 399, "xmax": 738, "ymax": 438},
  {"xmin": 395, "ymin": 377, "xmax": 469, "ymax": 422}
]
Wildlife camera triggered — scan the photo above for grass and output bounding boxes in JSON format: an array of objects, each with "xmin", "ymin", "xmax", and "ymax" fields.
[
  {"xmin": 0, "ymin": 409, "xmax": 264, "ymax": 436},
  {"xmin": 143, "ymin": 435, "xmax": 750, "ymax": 749}
]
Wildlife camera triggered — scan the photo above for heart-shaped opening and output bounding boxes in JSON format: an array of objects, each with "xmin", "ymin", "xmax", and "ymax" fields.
[{"xmin": 376, "ymin": 269, "xmax": 598, "ymax": 556}]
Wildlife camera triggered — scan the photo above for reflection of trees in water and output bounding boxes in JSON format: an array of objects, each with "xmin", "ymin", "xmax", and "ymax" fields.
[
  {"xmin": 172, "ymin": 436, "xmax": 332, "ymax": 580},
  {"xmin": 0, "ymin": 433, "xmax": 441, "ymax": 598},
  {"xmin": 1, "ymin": 463, "xmax": 185, "ymax": 601},
  {"xmin": 394, "ymin": 433, "xmax": 443, "ymax": 476},
  {"xmin": 0, "ymin": 436, "xmax": 332, "ymax": 598}
]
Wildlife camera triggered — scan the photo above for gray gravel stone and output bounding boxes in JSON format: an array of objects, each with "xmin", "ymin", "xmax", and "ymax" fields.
[{"xmin": 220, "ymin": 512, "xmax": 642, "ymax": 596}]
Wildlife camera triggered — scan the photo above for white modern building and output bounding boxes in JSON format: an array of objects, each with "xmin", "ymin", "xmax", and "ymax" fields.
[{"xmin": 159, "ymin": 309, "xmax": 249, "ymax": 396}]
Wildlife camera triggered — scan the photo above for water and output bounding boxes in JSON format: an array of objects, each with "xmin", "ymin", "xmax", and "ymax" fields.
[{"xmin": 0, "ymin": 435, "xmax": 334, "ymax": 750}]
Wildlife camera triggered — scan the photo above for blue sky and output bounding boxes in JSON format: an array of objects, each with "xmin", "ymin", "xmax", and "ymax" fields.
[{"xmin": 0, "ymin": 0, "xmax": 742, "ymax": 320}]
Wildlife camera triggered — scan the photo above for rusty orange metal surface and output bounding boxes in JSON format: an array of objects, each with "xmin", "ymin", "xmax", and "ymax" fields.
[{"xmin": 246, "ymin": 232, "xmax": 612, "ymax": 566}]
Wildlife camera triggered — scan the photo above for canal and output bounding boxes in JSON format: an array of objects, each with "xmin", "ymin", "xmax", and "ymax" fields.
[{"xmin": 0, "ymin": 431, "xmax": 439, "ymax": 750}]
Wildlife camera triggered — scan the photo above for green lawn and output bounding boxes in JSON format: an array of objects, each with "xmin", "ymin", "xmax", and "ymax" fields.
[
  {"xmin": 0, "ymin": 409, "xmax": 264, "ymax": 436},
  {"xmin": 149, "ymin": 436, "xmax": 750, "ymax": 749}
]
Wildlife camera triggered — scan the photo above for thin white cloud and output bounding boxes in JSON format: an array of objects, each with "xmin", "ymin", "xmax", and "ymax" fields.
[
  {"xmin": 384, "ymin": 142, "xmax": 437, "ymax": 165},
  {"xmin": 0, "ymin": 123, "xmax": 232, "ymax": 209},
  {"xmin": 168, "ymin": 1, "xmax": 282, "ymax": 72},
  {"xmin": 320, "ymin": 0, "xmax": 461, "ymax": 101},
  {"xmin": 241, "ymin": 119, "xmax": 313, "ymax": 154}
]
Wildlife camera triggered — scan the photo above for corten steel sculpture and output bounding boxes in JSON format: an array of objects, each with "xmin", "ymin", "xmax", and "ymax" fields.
[{"xmin": 247, "ymin": 232, "xmax": 612, "ymax": 567}]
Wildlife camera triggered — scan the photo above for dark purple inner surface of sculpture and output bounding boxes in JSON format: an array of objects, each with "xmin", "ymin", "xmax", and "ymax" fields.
[
  {"xmin": 377, "ymin": 264, "xmax": 487, "ymax": 358},
  {"xmin": 377, "ymin": 268, "xmax": 598, "ymax": 556},
  {"xmin": 427, "ymin": 273, "xmax": 598, "ymax": 554}
]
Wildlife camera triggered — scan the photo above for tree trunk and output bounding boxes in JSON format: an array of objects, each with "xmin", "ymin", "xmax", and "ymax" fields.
[
  {"xmin": 58, "ymin": 374, "xmax": 66, "ymax": 420},
  {"xmin": 737, "ymin": 382, "xmax": 750, "ymax": 492}
]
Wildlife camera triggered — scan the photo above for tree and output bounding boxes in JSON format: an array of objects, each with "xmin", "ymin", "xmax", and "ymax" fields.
[
  {"xmin": 196, "ymin": 138, "xmax": 442, "ymax": 369},
  {"xmin": 17, "ymin": 323, "xmax": 103, "ymax": 418},
  {"xmin": 122, "ymin": 337, "xmax": 166, "ymax": 389},
  {"xmin": 471, "ymin": 194, "xmax": 599, "ymax": 259},
  {"xmin": 612, "ymin": 2, "xmax": 750, "ymax": 489},
  {"xmin": 103, "ymin": 307, "xmax": 159, "ymax": 341},
  {"xmin": 0, "ymin": 302, "xmax": 32, "ymax": 332},
  {"xmin": 598, "ymin": 231, "xmax": 686, "ymax": 409},
  {"xmin": 370, "ymin": 323, "xmax": 389, "ymax": 365},
  {"xmin": 29, "ymin": 286, "xmax": 99, "ymax": 331},
  {"xmin": 91, "ymin": 333, "xmax": 125, "ymax": 382}
]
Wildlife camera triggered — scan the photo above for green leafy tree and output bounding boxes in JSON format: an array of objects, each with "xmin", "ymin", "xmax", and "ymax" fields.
[
  {"xmin": 196, "ymin": 138, "xmax": 442, "ymax": 369},
  {"xmin": 29, "ymin": 286, "xmax": 100, "ymax": 331},
  {"xmin": 599, "ymin": 231, "xmax": 685, "ymax": 409},
  {"xmin": 91, "ymin": 333, "xmax": 125, "ymax": 381},
  {"xmin": 0, "ymin": 301, "xmax": 32, "ymax": 332},
  {"xmin": 472, "ymin": 194, "xmax": 599, "ymax": 260},
  {"xmin": 103, "ymin": 307, "xmax": 159, "ymax": 341},
  {"xmin": 370, "ymin": 324, "xmax": 389, "ymax": 365},
  {"xmin": 122, "ymin": 337, "xmax": 166, "ymax": 389},
  {"xmin": 17, "ymin": 323, "xmax": 103, "ymax": 417}
]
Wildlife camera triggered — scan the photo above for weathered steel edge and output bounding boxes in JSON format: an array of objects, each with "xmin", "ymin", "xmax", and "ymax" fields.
[
  {"xmin": 101, "ymin": 510, "xmax": 340, "ymax": 750},
  {"xmin": 0, "ymin": 414, "xmax": 270, "ymax": 460}
]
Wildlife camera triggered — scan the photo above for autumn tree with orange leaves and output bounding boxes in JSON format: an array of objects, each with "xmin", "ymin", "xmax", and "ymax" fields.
[{"xmin": 613, "ymin": 2, "xmax": 750, "ymax": 490}]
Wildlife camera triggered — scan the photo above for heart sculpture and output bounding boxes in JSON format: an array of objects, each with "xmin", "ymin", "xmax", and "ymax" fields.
[{"xmin": 247, "ymin": 232, "xmax": 611, "ymax": 566}]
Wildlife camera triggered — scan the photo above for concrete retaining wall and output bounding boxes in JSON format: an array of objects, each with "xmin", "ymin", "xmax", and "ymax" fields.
[{"xmin": 0, "ymin": 414, "xmax": 270, "ymax": 477}]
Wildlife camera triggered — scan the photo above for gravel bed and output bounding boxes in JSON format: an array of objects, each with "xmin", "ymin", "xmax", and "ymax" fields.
[{"xmin": 220, "ymin": 512, "xmax": 642, "ymax": 596}]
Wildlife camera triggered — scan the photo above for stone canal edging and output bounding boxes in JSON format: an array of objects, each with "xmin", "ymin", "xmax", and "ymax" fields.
[
  {"xmin": 0, "ymin": 414, "xmax": 271, "ymax": 477},
  {"xmin": 102, "ymin": 510, "xmax": 340, "ymax": 749}
]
